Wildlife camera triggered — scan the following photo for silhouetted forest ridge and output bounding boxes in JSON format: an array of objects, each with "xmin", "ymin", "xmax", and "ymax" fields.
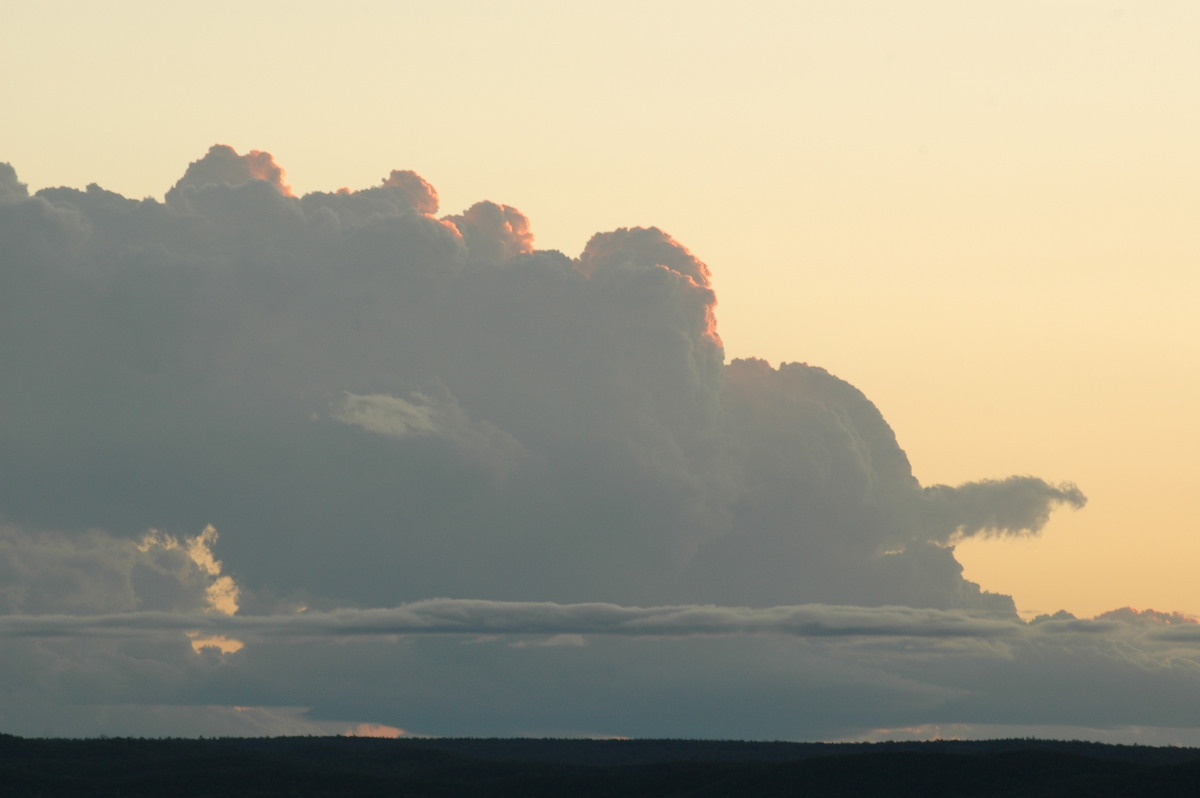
[{"xmin": 4, "ymin": 733, "xmax": 1200, "ymax": 796}]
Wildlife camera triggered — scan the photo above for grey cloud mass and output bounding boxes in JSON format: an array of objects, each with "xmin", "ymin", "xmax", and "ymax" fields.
[{"xmin": 2, "ymin": 144, "xmax": 1177, "ymax": 741}]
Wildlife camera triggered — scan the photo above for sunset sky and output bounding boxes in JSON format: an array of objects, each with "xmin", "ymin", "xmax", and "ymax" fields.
[{"xmin": 2, "ymin": 1, "xmax": 1199, "ymax": 741}]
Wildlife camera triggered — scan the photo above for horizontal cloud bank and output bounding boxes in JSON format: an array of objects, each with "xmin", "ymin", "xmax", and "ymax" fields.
[
  {"xmin": 3, "ymin": 593, "xmax": 1199, "ymax": 741},
  {"xmin": 0, "ymin": 145, "xmax": 1122, "ymax": 740},
  {"xmin": 5, "ymin": 597, "xmax": 1194, "ymax": 647},
  {"xmin": 0, "ymin": 599, "xmax": 1025, "ymax": 641}
]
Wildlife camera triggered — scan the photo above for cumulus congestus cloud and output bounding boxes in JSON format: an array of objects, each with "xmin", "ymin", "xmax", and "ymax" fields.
[
  {"xmin": 0, "ymin": 145, "xmax": 1110, "ymax": 738},
  {"xmin": 0, "ymin": 144, "xmax": 1078, "ymax": 611}
]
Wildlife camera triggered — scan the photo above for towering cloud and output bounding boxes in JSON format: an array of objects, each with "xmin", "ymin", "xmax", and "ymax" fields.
[
  {"xmin": 168, "ymin": 144, "xmax": 293, "ymax": 199},
  {"xmin": 0, "ymin": 145, "xmax": 1134, "ymax": 740}
]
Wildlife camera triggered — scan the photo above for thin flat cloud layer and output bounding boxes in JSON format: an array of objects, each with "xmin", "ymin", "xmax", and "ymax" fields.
[
  {"xmin": 5, "ymin": 145, "xmax": 1191, "ymax": 742},
  {"xmin": 0, "ymin": 599, "xmax": 1024, "ymax": 641}
]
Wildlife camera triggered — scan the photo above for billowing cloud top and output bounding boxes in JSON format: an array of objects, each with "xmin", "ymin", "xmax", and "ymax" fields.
[
  {"xmin": 0, "ymin": 143, "xmax": 1084, "ymax": 612},
  {"xmin": 0, "ymin": 145, "xmax": 1110, "ymax": 740}
]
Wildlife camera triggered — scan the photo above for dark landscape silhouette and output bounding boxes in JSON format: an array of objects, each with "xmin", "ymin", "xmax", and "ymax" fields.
[{"xmin": 4, "ymin": 734, "xmax": 1199, "ymax": 796}]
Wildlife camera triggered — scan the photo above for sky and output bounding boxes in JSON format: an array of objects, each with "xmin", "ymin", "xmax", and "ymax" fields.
[{"xmin": 1, "ymin": 1, "xmax": 1198, "ymax": 741}]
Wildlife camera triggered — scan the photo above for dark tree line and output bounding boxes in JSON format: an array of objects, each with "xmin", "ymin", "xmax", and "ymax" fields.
[{"xmin": 3, "ymin": 733, "xmax": 1199, "ymax": 796}]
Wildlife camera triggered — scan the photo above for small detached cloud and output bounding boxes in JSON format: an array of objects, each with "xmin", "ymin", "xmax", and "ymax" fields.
[{"xmin": 923, "ymin": 477, "xmax": 1088, "ymax": 542}]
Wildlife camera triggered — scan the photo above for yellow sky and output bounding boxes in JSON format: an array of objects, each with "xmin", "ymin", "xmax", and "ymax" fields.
[{"xmin": 5, "ymin": 0, "xmax": 1198, "ymax": 618}]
